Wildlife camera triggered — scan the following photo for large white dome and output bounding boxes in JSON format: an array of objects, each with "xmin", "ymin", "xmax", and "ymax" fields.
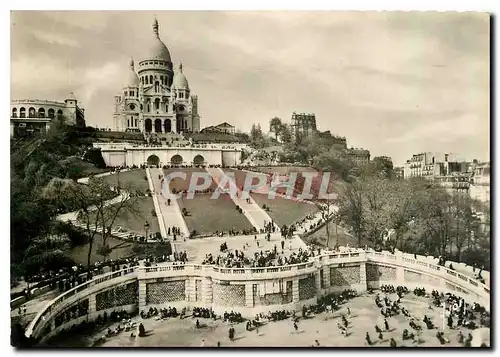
[{"xmin": 145, "ymin": 18, "xmax": 172, "ymax": 63}]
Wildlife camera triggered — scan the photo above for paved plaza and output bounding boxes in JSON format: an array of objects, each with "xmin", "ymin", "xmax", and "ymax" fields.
[
  {"xmin": 170, "ymin": 232, "xmax": 307, "ymax": 264},
  {"xmin": 78, "ymin": 294, "xmax": 473, "ymax": 348}
]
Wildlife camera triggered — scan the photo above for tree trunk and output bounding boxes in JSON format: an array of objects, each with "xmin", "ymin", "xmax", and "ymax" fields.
[
  {"xmin": 325, "ymin": 215, "xmax": 330, "ymax": 248},
  {"xmin": 87, "ymin": 237, "xmax": 94, "ymax": 273}
]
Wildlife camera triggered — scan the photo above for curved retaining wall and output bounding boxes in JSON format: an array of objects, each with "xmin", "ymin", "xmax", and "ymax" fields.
[{"xmin": 25, "ymin": 250, "xmax": 490, "ymax": 343}]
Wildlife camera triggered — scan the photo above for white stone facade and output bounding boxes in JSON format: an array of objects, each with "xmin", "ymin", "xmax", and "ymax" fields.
[
  {"xmin": 10, "ymin": 93, "xmax": 85, "ymax": 137},
  {"xmin": 113, "ymin": 18, "xmax": 200, "ymax": 134}
]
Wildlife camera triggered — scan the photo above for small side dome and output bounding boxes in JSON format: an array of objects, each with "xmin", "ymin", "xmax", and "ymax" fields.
[
  {"xmin": 173, "ymin": 62, "xmax": 189, "ymax": 89},
  {"xmin": 126, "ymin": 58, "xmax": 140, "ymax": 87}
]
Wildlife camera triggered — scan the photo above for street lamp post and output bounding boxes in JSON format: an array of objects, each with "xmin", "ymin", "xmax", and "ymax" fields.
[{"xmin": 144, "ymin": 221, "xmax": 150, "ymax": 243}]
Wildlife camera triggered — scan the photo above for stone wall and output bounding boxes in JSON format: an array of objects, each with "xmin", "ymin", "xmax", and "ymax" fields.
[
  {"xmin": 54, "ymin": 299, "xmax": 89, "ymax": 328},
  {"xmin": 298, "ymin": 276, "xmax": 316, "ymax": 301},
  {"xmin": 146, "ymin": 281, "xmax": 185, "ymax": 304},
  {"xmin": 212, "ymin": 283, "xmax": 246, "ymax": 307},
  {"xmin": 253, "ymin": 280, "xmax": 293, "ymax": 306},
  {"xmin": 366, "ymin": 263, "xmax": 397, "ymax": 281},
  {"xmin": 96, "ymin": 281, "xmax": 138, "ymax": 311},
  {"xmin": 330, "ymin": 266, "xmax": 361, "ymax": 286}
]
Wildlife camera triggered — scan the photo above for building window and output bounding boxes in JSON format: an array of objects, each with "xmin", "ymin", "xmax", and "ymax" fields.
[
  {"xmin": 160, "ymin": 76, "xmax": 164, "ymax": 85},
  {"xmin": 135, "ymin": 119, "xmax": 138, "ymax": 127},
  {"xmin": 28, "ymin": 107, "xmax": 36, "ymax": 118},
  {"xmin": 127, "ymin": 119, "xmax": 130, "ymax": 127},
  {"xmin": 150, "ymin": 75, "xmax": 153, "ymax": 84},
  {"xmin": 145, "ymin": 76, "xmax": 148, "ymax": 85},
  {"xmin": 12, "ymin": 108, "xmax": 17, "ymax": 118},
  {"xmin": 19, "ymin": 107, "xmax": 26, "ymax": 118},
  {"xmin": 38, "ymin": 108, "xmax": 45, "ymax": 118},
  {"xmin": 155, "ymin": 98, "xmax": 160, "ymax": 110},
  {"xmin": 48, "ymin": 109, "xmax": 55, "ymax": 118},
  {"xmin": 179, "ymin": 92, "xmax": 184, "ymax": 99},
  {"xmin": 57, "ymin": 109, "xmax": 63, "ymax": 118},
  {"xmin": 165, "ymin": 104, "xmax": 168, "ymax": 112},
  {"xmin": 185, "ymin": 92, "xmax": 189, "ymax": 99}
]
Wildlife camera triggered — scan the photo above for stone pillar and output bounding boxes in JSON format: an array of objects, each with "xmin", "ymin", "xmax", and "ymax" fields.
[
  {"xmin": 138, "ymin": 280, "xmax": 147, "ymax": 308},
  {"xmin": 359, "ymin": 262, "xmax": 367, "ymax": 292},
  {"xmin": 396, "ymin": 266, "xmax": 405, "ymax": 285},
  {"xmin": 292, "ymin": 278, "xmax": 299, "ymax": 303},
  {"xmin": 323, "ymin": 266, "xmax": 331, "ymax": 289},
  {"xmin": 88, "ymin": 294, "xmax": 97, "ymax": 314},
  {"xmin": 245, "ymin": 283, "xmax": 254, "ymax": 308},
  {"xmin": 315, "ymin": 271, "xmax": 322, "ymax": 295},
  {"xmin": 10, "ymin": 122, "xmax": 14, "ymax": 137},
  {"xmin": 202, "ymin": 278, "xmax": 213, "ymax": 305},
  {"xmin": 185, "ymin": 278, "xmax": 196, "ymax": 303}
]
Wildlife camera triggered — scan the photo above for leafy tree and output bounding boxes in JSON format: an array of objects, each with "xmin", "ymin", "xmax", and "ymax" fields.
[
  {"xmin": 371, "ymin": 156, "xmax": 394, "ymax": 179},
  {"xmin": 41, "ymin": 176, "xmax": 141, "ymax": 271},
  {"xmin": 269, "ymin": 117, "xmax": 283, "ymax": 141},
  {"xmin": 279, "ymin": 123, "xmax": 293, "ymax": 144}
]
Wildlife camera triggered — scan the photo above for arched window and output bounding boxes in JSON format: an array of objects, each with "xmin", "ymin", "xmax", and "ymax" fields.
[
  {"xmin": 135, "ymin": 118, "xmax": 138, "ymax": 127},
  {"xmin": 38, "ymin": 108, "xmax": 45, "ymax": 118},
  {"xmin": 57, "ymin": 109, "xmax": 63, "ymax": 118},
  {"xmin": 11, "ymin": 108, "xmax": 17, "ymax": 118},
  {"xmin": 165, "ymin": 103, "xmax": 168, "ymax": 112},
  {"xmin": 28, "ymin": 107, "xmax": 36, "ymax": 118},
  {"xmin": 127, "ymin": 119, "xmax": 130, "ymax": 127},
  {"xmin": 145, "ymin": 76, "xmax": 148, "ymax": 85},
  {"xmin": 19, "ymin": 107, "xmax": 26, "ymax": 118},
  {"xmin": 48, "ymin": 108, "xmax": 55, "ymax": 118},
  {"xmin": 155, "ymin": 98, "xmax": 160, "ymax": 110},
  {"xmin": 149, "ymin": 75, "xmax": 153, "ymax": 84}
]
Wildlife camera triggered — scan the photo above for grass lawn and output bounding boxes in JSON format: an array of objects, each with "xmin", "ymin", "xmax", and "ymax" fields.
[
  {"xmin": 81, "ymin": 197, "xmax": 160, "ymax": 235},
  {"xmin": 176, "ymin": 194, "xmax": 253, "ymax": 235},
  {"xmin": 163, "ymin": 168, "xmax": 218, "ymax": 192},
  {"xmin": 101, "ymin": 169, "xmax": 150, "ymax": 192},
  {"xmin": 302, "ymin": 221, "xmax": 372, "ymax": 249},
  {"xmin": 251, "ymin": 193, "xmax": 318, "ymax": 227},
  {"xmin": 66, "ymin": 235, "xmax": 134, "ymax": 265}
]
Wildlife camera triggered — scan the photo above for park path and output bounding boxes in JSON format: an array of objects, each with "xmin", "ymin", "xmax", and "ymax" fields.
[
  {"xmin": 77, "ymin": 168, "xmax": 132, "ymax": 184},
  {"xmin": 148, "ymin": 167, "xmax": 190, "ymax": 247},
  {"xmin": 205, "ymin": 167, "xmax": 277, "ymax": 232},
  {"xmin": 55, "ymin": 192, "xmax": 132, "ymax": 240},
  {"xmin": 146, "ymin": 168, "xmax": 169, "ymax": 240}
]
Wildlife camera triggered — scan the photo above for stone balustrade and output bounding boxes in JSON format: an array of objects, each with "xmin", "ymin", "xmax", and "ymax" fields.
[{"xmin": 25, "ymin": 250, "xmax": 490, "ymax": 343}]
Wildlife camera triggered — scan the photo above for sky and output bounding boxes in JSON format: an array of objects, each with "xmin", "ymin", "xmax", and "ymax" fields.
[{"xmin": 10, "ymin": 11, "xmax": 490, "ymax": 166}]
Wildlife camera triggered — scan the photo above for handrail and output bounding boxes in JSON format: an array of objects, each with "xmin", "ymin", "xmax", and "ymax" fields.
[
  {"xmin": 25, "ymin": 249, "xmax": 489, "ymax": 341},
  {"xmin": 25, "ymin": 266, "xmax": 138, "ymax": 339}
]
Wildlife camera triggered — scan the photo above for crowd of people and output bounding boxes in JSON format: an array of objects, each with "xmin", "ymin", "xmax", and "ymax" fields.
[
  {"xmin": 140, "ymin": 306, "xmax": 179, "ymax": 320},
  {"xmin": 202, "ymin": 244, "xmax": 314, "ymax": 269},
  {"xmin": 142, "ymin": 251, "xmax": 188, "ymax": 267}
]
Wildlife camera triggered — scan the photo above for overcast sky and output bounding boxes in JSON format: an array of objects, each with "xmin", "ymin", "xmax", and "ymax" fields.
[{"xmin": 11, "ymin": 11, "xmax": 490, "ymax": 165}]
